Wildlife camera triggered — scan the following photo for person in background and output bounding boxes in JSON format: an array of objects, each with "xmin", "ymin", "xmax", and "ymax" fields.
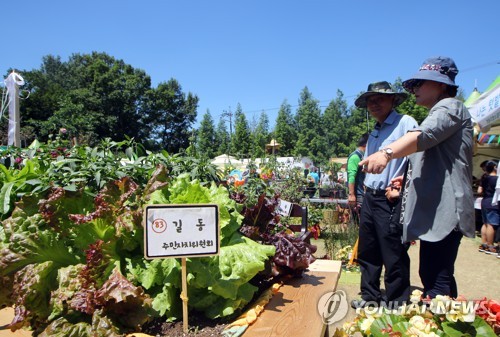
[
  {"xmin": 360, "ymin": 56, "xmax": 475, "ymax": 299},
  {"xmin": 477, "ymin": 160, "xmax": 499, "ymax": 255},
  {"xmin": 307, "ymin": 167, "xmax": 320, "ymax": 186},
  {"xmin": 474, "ymin": 160, "xmax": 489, "ymax": 236},
  {"xmin": 319, "ymin": 169, "xmax": 333, "ymax": 188},
  {"xmin": 348, "ymin": 132, "xmax": 369, "ymax": 210},
  {"xmin": 492, "ymin": 169, "xmax": 500, "ymax": 258},
  {"xmin": 347, "ymin": 133, "xmax": 369, "ymax": 226},
  {"xmin": 351, "ymin": 81, "xmax": 417, "ymax": 309}
]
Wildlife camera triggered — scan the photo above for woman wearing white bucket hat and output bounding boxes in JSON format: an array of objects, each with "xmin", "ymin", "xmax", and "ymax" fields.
[{"xmin": 360, "ymin": 56, "xmax": 475, "ymax": 299}]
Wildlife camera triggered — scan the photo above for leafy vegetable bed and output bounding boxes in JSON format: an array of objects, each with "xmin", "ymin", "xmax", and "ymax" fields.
[{"xmin": 1, "ymin": 139, "xmax": 319, "ymax": 336}]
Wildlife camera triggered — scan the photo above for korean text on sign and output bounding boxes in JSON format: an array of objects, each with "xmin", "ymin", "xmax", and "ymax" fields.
[{"xmin": 144, "ymin": 204, "xmax": 219, "ymax": 259}]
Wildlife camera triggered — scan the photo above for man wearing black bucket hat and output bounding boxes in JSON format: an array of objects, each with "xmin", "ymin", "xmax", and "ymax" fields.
[
  {"xmin": 360, "ymin": 56, "xmax": 475, "ymax": 299},
  {"xmin": 351, "ymin": 81, "xmax": 418, "ymax": 309}
]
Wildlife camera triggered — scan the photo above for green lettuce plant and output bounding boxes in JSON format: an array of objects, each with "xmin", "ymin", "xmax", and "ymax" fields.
[{"xmin": 0, "ymin": 167, "xmax": 275, "ymax": 336}]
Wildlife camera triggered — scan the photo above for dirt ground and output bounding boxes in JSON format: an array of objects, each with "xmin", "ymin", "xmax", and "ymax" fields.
[{"xmin": 324, "ymin": 236, "xmax": 500, "ymax": 335}]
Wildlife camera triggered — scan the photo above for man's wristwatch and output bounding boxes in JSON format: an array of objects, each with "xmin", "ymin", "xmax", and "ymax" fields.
[{"xmin": 380, "ymin": 148, "xmax": 394, "ymax": 160}]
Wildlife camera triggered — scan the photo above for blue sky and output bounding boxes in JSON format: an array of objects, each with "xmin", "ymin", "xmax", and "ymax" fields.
[{"xmin": 2, "ymin": 0, "xmax": 500, "ymax": 129}]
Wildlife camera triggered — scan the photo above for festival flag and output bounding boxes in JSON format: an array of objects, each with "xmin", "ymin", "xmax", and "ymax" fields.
[{"xmin": 479, "ymin": 133, "xmax": 489, "ymax": 144}]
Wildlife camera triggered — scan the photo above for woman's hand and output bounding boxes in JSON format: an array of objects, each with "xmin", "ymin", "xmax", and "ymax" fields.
[
  {"xmin": 385, "ymin": 187, "xmax": 400, "ymax": 202},
  {"xmin": 385, "ymin": 176, "xmax": 403, "ymax": 202},
  {"xmin": 390, "ymin": 176, "xmax": 404, "ymax": 188}
]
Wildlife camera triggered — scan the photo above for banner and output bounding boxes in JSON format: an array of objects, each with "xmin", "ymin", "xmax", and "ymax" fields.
[
  {"xmin": 469, "ymin": 82, "xmax": 500, "ymax": 131},
  {"xmin": 4, "ymin": 72, "xmax": 24, "ymax": 147}
]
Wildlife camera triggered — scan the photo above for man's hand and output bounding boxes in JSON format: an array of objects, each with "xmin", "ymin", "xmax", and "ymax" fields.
[{"xmin": 348, "ymin": 194, "xmax": 357, "ymax": 206}]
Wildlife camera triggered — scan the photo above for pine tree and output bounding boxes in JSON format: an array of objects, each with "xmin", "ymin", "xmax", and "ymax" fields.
[
  {"xmin": 293, "ymin": 87, "xmax": 327, "ymax": 165},
  {"xmin": 231, "ymin": 103, "xmax": 252, "ymax": 158},
  {"xmin": 215, "ymin": 117, "xmax": 230, "ymax": 155},
  {"xmin": 252, "ymin": 110, "xmax": 270, "ymax": 157},
  {"xmin": 196, "ymin": 110, "xmax": 217, "ymax": 159},
  {"xmin": 323, "ymin": 90, "xmax": 362, "ymax": 158},
  {"xmin": 274, "ymin": 100, "xmax": 297, "ymax": 156}
]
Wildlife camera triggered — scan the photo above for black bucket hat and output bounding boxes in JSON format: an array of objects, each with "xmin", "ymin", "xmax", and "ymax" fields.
[
  {"xmin": 403, "ymin": 56, "xmax": 459, "ymax": 93},
  {"xmin": 354, "ymin": 81, "xmax": 408, "ymax": 108}
]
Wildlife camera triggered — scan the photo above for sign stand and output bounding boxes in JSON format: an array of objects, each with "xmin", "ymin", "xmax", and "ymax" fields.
[{"xmin": 181, "ymin": 257, "xmax": 189, "ymax": 333}]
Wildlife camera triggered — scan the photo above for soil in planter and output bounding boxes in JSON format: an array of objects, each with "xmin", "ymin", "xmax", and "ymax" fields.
[{"xmin": 143, "ymin": 315, "xmax": 228, "ymax": 337}]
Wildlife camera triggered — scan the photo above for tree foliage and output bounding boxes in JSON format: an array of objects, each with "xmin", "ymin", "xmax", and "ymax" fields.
[
  {"xmin": 142, "ymin": 78, "xmax": 198, "ymax": 152},
  {"xmin": 322, "ymin": 90, "xmax": 350, "ymax": 158},
  {"xmin": 215, "ymin": 117, "xmax": 230, "ymax": 155},
  {"xmin": 196, "ymin": 110, "xmax": 217, "ymax": 159},
  {"xmin": 252, "ymin": 110, "xmax": 270, "ymax": 157},
  {"xmin": 274, "ymin": 100, "xmax": 297, "ymax": 156},
  {"xmin": 293, "ymin": 87, "xmax": 327, "ymax": 164},
  {"xmin": 4, "ymin": 52, "xmax": 198, "ymax": 152},
  {"xmin": 231, "ymin": 104, "xmax": 252, "ymax": 158}
]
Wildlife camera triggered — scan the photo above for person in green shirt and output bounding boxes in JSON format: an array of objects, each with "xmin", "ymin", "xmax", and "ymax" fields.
[{"xmin": 347, "ymin": 133, "xmax": 369, "ymax": 210}]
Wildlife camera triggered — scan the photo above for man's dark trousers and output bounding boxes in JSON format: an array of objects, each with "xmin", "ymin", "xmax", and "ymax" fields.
[{"xmin": 357, "ymin": 192, "xmax": 410, "ymax": 305}]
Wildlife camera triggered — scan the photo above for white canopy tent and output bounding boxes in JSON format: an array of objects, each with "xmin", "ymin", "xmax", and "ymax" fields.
[{"xmin": 210, "ymin": 154, "xmax": 245, "ymax": 169}]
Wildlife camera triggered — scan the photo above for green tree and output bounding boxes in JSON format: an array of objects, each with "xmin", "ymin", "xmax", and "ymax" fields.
[
  {"xmin": 143, "ymin": 78, "xmax": 199, "ymax": 152},
  {"xmin": 273, "ymin": 100, "xmax": 297, "ymax": 156},
  {"xmin": 252, "ymin": 110, "xmax": 270, "ymax": 157},
  {"xmin": 196, "ymin": 110, "xmax": 217, "ymax": 159},
  {"xmin": 393, "ymin": 77, "xmax": 428, "ymax": 124},
  {"xmin": 231, "ymin": 104, "xmax": 251, "ymax": 158},
  {"xmin": 293, "ymin": 87, "xmax": 327, "ymax": 165},
  {"xmin": 341, "ymin": 105, "xmax": 372, "ymax": 158},
  {"xmin": 17, "ymin": 52, "xmax": 152, "ymax": 145},
  {"xmin": 8, "ymin": 52, "xmax": 198, "ymax": 151},
  {"xmin": 323, "ymin": 90, "xmax": 352, "ymax": 158},
  {"xmin": 215, "ymin": 117, "xmax": 230, "ymax": 155}
]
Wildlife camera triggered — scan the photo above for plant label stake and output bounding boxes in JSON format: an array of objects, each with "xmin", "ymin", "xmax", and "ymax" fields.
[{"xmin": 144, "ymin": 204, "xmax": 220, "ymax": 333}]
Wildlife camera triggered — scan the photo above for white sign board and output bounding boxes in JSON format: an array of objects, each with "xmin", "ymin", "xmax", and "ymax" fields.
[
  {"xmin": 277, "ymin": 199, "xmax": 293, "ymax": 216},
  {"xmin": 144, "ymin": 204, "xmax": 219, "ymax": 259}
]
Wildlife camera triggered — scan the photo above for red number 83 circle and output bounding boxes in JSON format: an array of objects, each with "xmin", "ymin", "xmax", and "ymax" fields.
[{"xmin": 152, "ymin": 219, "xmax": 167, "ymax": 233}]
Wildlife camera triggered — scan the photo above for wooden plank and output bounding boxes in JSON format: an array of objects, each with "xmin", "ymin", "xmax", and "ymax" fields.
[
  {"xmin": 0, "ymin": 308, "xmax": 32, "ymax": 337},
  {"xmin": 243, "ymin": 259, "xmax": 341, "ymax": 337},
  {"xmin": 307, "ymin": 259, "xmax": 341, "ymax": 273}
]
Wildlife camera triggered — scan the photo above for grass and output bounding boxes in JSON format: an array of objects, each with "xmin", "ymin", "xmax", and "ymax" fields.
[{"xmin": 339, "ymin": 270, "xmax": 361, "ymax": 285}]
